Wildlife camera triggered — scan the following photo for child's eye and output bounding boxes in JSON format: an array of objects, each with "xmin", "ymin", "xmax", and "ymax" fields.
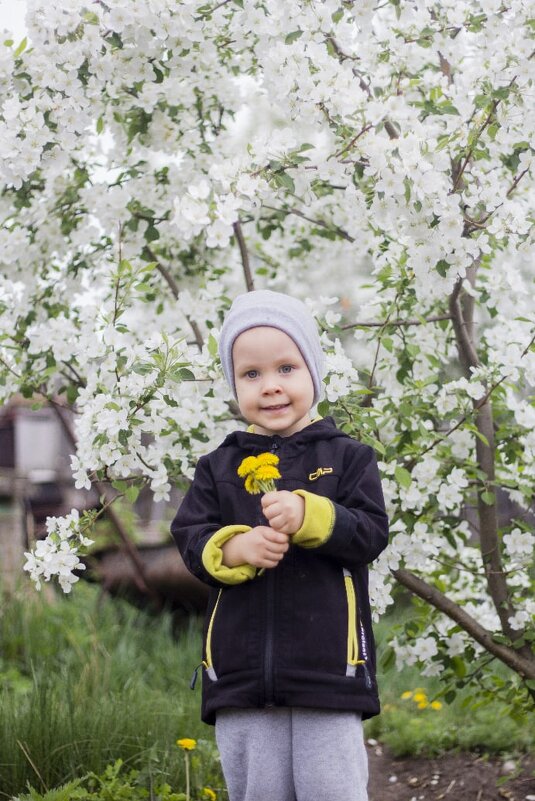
[
  {"xmin": 245, "ymin": 370, "xmax": 259, "ymax": 379},
  {"xmin": 280, "ymin": 365, "xmax": 294, "ymax": 374}
]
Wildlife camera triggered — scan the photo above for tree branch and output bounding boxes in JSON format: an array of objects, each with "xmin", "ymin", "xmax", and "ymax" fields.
[
  {"xmin": 342, "ymin": 314, "xmax": 452, "ymax": 330},
  {"xmin": 449, "ymin": 271, "xmax": 526, "ymax": 650},
  {"xmin": 263, "ymin": 204, "xmax": 355, "ymax": 242},
  {"xmin": 146, "ymin": 246, "xmax": 204, "ymax": 351},
  {"xmin": 51, "ymin": 404, "xmax": 162, "ymax": 607},
  {"xmin": 450, "ymin": 97, "xmax": 501, "ymax": 194},
  {"xmin": 233, "ymin": 220, "xmax": 255, "ymax": 292},
  {"xmin": 406, "ymin": 375, "xmax": 507, "ymax": 469},
  {"xmin": 392, "ymin": 568, "xmax": 535, "ymax": 680},
  {"xmin": 333, "ymin": 123, "xmax": 373, "ymax": 159}
]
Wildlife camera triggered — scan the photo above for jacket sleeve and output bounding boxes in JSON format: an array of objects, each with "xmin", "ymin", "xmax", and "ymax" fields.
[
  {"xmin": 170, "ymin": 456, "xmax": 256, "ymax": 588},
  {"xmin": 292, "ymin": 443, "xmax": 388, "ymax": 567}
]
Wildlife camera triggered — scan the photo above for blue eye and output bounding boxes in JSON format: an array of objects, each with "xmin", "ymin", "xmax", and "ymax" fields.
[
  {"xmin": 245, "ymin": 370, "xmax": 258, "ymax": 379},
  {"xmin": 280, "ymin": 365, "xmax": 293, "ymax": 374}
]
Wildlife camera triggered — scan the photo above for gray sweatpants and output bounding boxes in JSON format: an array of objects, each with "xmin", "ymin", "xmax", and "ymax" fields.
[{"xmin": 215, "ymin": 707, "xmax": 368, "ymax": 801}]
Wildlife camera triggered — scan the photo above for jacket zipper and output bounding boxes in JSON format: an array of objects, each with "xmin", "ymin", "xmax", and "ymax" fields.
[
  {"xmin": 343, "ymin": 568, "xmax": 372, "ymax": 689},
  {"xmin": 263, "ymin": 436, "xmax": 281, "ymax": 706}
]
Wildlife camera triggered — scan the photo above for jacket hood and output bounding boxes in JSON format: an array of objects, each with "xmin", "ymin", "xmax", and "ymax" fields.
[{"xmin": 219, "ymin": 416, "xmax": 350, "ymax": 455}]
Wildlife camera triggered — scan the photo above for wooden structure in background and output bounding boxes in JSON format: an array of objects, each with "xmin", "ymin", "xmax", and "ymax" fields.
[{"xmin": 0, "ymin": 401, "xmax": 208, "ymax": 615}]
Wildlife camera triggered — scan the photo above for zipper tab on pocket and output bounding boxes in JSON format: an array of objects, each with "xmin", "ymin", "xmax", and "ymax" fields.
[{"xmin": 190, "ymin": 661, "xmax": 207, "ymax": 690}]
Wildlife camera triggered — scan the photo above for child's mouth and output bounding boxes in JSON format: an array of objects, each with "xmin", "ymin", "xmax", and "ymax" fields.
[{"xmin": 263, "ymin": 404, "xmax": 289, "ymax": 411}]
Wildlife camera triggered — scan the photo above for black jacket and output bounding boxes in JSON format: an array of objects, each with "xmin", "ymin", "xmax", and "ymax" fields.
[{"xmin": 171, "ymin": 417, "xmax": 389, "ymax": 725}]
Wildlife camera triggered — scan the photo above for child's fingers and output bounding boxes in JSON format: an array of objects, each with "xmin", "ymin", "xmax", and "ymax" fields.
[{"xmin": 259, "ymin": 526, "xmax": 288, "ymax": 544}]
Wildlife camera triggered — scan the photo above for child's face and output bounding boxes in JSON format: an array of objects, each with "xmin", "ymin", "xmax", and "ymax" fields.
[{"xmin": 232, "ymin": 326, "xmax": 315, "ymax": 437}]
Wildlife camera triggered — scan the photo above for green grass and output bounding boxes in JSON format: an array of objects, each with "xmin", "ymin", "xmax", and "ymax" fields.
[
  {"xmin": 0, "ymin": 583, "xmax": 222, "ymax": 799},
  {"xmin": 0, "ymin": 581, "xmax": 532, "ymax": 798},
  {"xmin": 365, "ymin": 614, "xmax": 534, "ymax": 757}
]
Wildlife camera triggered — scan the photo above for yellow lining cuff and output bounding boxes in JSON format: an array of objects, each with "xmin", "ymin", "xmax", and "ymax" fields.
[
  {"xmin": 291, "ymin": 490, "xmax": 335, "ymax": 548},
  {"xmin": 202, "ymin": 525, "xmax": 256, "ymax": 584}
]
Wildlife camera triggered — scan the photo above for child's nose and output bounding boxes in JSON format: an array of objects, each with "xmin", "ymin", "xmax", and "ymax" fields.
[{"xmin": 261, "ymin": 374, "xmax": 282, "ymax": 393}]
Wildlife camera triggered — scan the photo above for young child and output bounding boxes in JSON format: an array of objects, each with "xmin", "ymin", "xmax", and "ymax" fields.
[{"xmin": 171, "ymin": 290, "xmax": 388, "ymax": 801}]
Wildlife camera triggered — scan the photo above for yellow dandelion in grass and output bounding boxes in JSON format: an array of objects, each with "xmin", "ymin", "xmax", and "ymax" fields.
[
  {"xmin": 238, "ymin": 452, "xmax": 281, "ymax": 495},
  {"xmin": 203, "ymin": 789, "xmax": 217, "ymax": 801},
  {"xmin": 177, "ymin": 738, "xmax": 197, "ymax": 801},
  {"xmin": 176, "ymin": 737, "xmax": 197, "ymax": 751},
  {"xmin": 401, "ymin": 688, "xmax": 442, "ymax": 711}
]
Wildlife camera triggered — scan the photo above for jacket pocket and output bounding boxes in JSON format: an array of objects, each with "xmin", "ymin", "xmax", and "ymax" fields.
[
  {"xmin": 204, "ymin": 588, "xmax": 222, "ymax": 681},
  {"xmin": 343, "ymin": 568, "xmax": 370, "ymax": 684}
]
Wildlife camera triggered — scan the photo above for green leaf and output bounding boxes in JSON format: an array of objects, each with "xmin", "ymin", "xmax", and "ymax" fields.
[
  {"xmin": 145, "ymin": 225, "xmax": 160, "ymax": 242},
  {"xmin": 394, "ymin": 465, "xmax": 412, "ymax": 489},
  {"xmin": 481, "ymin": 490, "xmax": 495, "ymax": 505},
  {"xmin": 451, "ymin": 656, "xmax": 467, "ymax": 678},
  {"xmin": 132, "ymin": 363, "xmax": 153, "ymax": 375},
  {"xmin": 285, "ymin": 30, "xmax": 303, "ymax": 44},
  {"xmin": 169, "ymin": 367, "xmax": 196, "ymax": 382},
  {"xmin": 125, "ymin": 485, "xmax": 140, "ymax": 503},
  {"xmin": 469, "ymin": 427, "xmax": 489, "ymax": 447},
  {"xmin": 96, "ymin": 116, "xmax": 104, "ymax": 134},
  {"xmin": 178, "ymin": 367, "xmax": 195, "ymax": 380},
  {"xmin": 14, "ymin": 37, "xmax": 27, "ymax": 57},
  {"xmin": 208, "ymin": 333, "xmax": 218, "ymax": 358},
  {"xmin": 273, "ymin": 171, "xmax": 295, "ymax": 193},
  {"xmin": 317, "ymin": 400, "xmax": 331, "ymax": 417},
  {"xmin": 444, "ymin": 689, "xmax": 456, "ymax": 704},
  {"xmin": 380, "ymin": 646, "xmax": 395, "ymax": 671}
]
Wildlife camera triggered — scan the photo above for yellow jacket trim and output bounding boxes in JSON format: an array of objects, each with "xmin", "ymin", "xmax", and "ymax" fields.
[
  {"xmin": 291, "ymin": 490, "xmax": 335, "ymax": 548},
  {"xmin": 344, "ymin": 571, "xmax": 360, "ymax": 666},
  {"xmin": 202, "ymin": 525, "xmax": 256, "ymax": 585},
  {"xmin": 205, "ymin": 589, "xmax": 222, "ymax": 675}
]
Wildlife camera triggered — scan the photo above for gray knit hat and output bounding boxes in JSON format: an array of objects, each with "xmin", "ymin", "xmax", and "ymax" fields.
[{"xmin": 219, "ymin": 290, "xmax": 325, "ymax": 404}]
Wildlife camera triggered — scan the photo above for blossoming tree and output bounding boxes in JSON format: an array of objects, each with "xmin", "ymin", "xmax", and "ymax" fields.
[{"xmin": 1, "ymin": 0, "xmax": 534, "ymax": 707}]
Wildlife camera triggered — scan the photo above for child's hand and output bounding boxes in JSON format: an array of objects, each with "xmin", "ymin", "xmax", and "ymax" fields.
[
  {"xmin": 261, "ymin": 491, "xmax": 305, "ymax": 535},
  {"xmin": 221, "ymin": 526, "xmax": 289, "ymax": 569}
]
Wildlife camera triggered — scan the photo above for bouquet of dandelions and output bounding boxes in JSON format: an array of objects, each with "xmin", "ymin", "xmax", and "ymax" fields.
[
  {"xmin": 23, "ymin": 509, "xmax": 95, "ymax": 593},
  {"xmin": 237, "ymin": 452, "xmax": 281, "ymax": 494}
]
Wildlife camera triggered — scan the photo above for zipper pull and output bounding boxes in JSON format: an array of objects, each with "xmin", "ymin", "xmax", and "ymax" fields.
[
  {"xmin": 190, "ymin": 662, "xmax": 205, "ymax": 690},
  {"xmin": 362, "ymin": 664, "xmax": 372, "ymax": 690},
  {"xmin": 270, "ymin": 436, "xmax": 281, "ymax": 453}
]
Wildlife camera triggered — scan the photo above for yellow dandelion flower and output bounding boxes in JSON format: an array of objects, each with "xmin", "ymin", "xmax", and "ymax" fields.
[
  {"xmin": 238, "ymin": 453, "xmax": 281, "ymax": 494},
  {"xmin": 413, "ymin": 692, "xmax": 427, "ymax": 704},
  {"xmin": 256, "ymin": 453, "xmax": 280, "ymax": 467},
  {"xmin": 255, "ymin": 465, "xmax": 281, "ymax": 481},
  {"xmin": 237, "ymin": 456, "xmax": 259, "ymax": 478},
  {"xmin": 245, "ymin": 474, "xmax": 261, "ymax": 494},
  {"xmin": 203, "ymin": 789, "xmax": 217, "ymax": 801},
  {"xmin": 417, "ymin": 700, "xmax": 429, "ymax": 709},
  {"xmin": 401, "ymin": 691, "xmax": 413, "ymax": 700},
  {"xmin": 430, "ymin": 701, "xmax": 443, "ymax": 710},
  {"xmin": 176, "ymin": 737, "xmax": 197, "ymax": 751}
]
